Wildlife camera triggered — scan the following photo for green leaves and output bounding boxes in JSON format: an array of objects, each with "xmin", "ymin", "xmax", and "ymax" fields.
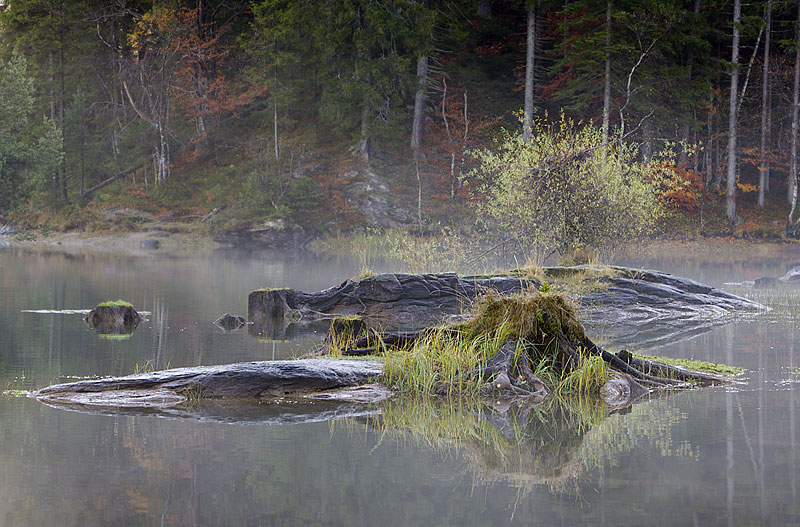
[
  {"xmin": 471, "ymin": 115, "xmax": 663, "ymax": 256},
  {"xmin": 0, "ymin": 51, "xmax": 61, "ymax": 213}
]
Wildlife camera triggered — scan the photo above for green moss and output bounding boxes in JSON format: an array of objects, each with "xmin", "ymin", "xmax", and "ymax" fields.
[
  {"xmin": 633, "ymin": 353, "xmax": 743, "ymax": 376},
  {"xmin": 458, "ymin": 291, "xmax": 585, "ymax": 344},
  {"xmin": 97, "ymin": 299, "xmax": 133, "ymax": 308}
]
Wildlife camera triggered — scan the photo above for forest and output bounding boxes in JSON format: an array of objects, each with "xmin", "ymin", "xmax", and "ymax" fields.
[{"xmin": 1, "ymin": 0, "xmax": 800, "ymax": 248}]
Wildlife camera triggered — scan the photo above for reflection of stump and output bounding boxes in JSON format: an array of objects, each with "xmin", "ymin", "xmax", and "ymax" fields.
[
  {"xmin": 214, "ymin": 313, "xmax": 249, "ymax": 331},
  {"xmin": 84, "ymin": 304, "xmax": 143, "ymax": 334}
]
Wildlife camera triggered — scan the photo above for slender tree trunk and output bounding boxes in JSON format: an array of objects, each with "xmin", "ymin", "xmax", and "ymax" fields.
[
  {"xmin": 726, "ymin": 0, "xmax": 741, "ymax": 226},
  {"xmin": 792, "ymin": 2, "xmax": 800, "ymax": 208},
  {"xmin": 48, "ymin": 52, "xmax": 58, "ymax": 205},
  {"xmin": 411, "ymin": 55, "xmax": 429, "ymax": 150},
  {"xmin": 357, "ymin": 105, "xmax": 371, "ymax": 161},
  {"xmin": 706, "ymin": 108, "xmax": 713, "ymax": 184},
  {"xmin": 642, "ymin": 120, "xmax": 653, "ymax": 162},
  {"xmin": 59, "ymin": 37, "xmax": 67, "ymax": 202},
  {"xmin": 679, "ymin": 0, "xmax": 702, "ymax": 167},
  {"xmin": 273, "ymin": 99, "xmax": 280, "ymax": 162},
  {"xmin": 786, "ymin": 0, "xmax": 800, "ymax": 233},
  {"xmin": 759, "ymin": 0, "xmax": 772, "ymax": 208},
  {"xmin": 601, "ymin": 0, "xmax": 612, "ymax": 155},
  {"xmin": 522, "ymin": 1, "xmax": 536, "ymax": 143},
  {"xmin": 80, "ymin": 135, "xmax": 85, "ymax": 197},
  {"xmin": 766, "ymin": 72, "xmax": 772, "ymax": 191},
  {"xmin": 441, "ymin": 78, "xmax": 456, "ymax": 197}
]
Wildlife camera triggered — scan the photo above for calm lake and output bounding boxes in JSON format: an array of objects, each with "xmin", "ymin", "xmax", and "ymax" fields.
[{"xmin": 1, "ymin": 243, "xmax": 799, "ymax": 526}]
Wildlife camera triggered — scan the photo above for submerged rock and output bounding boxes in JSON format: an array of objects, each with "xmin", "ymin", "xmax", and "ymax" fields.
[
  {"xmin": 754, "ymin": 276, "xmax": 782, "ymax": 289},
  {"xmin": 214, "ymin": 313, "xmax": 250, "ymax": 331},
  {"xmin": 139, "ymin": 239, "xmax": 160, "ymax": 250},
  {"xmin": 83, "ymin": 302, "xmax": 143, "ymax": 334},
  {"xmin": 33, "ymin": 359, "xmax": 384, "ymax": 410}
]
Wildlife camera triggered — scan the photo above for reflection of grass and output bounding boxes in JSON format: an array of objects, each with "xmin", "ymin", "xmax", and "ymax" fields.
[
  {"xmin": 2, "ymin": 389, "xmax": 30, "ymax": 397},
  {"xmin": 98, "ymin": 333, "xmax": 133, "ymax": 340},
  {"xmin": 355, "ymin": 392, "xmax": 694, "ymax": 497},
  {"xmin": 365, "ymin": 395, "xmax": 610, "ymax": 493},
  {"xmin": 373, "ymin": 396, "xmax": 509, "ymax": 452},
  {"xmin": 181, "ymin": 385, "xmax": 206, "ymax": 407}
]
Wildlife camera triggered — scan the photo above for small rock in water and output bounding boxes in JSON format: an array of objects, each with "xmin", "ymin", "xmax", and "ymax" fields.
[
  {"xmin": 754, "ymin": 276, "xmax": 781, "ymax": 289},
  {"xmin": 784, "ymin": 266, "xmax": 800, "ymax": 281},
  {"xmin": 84, "ymin": 302, "xmax": 143, "ymax": 334},
  {"xmin": 140, "ymin": 239, "xmax": 160, "ymax": 250},
  {"xmin": 214, "ymin": 313, "xmax": 250, "ymax": 331}
]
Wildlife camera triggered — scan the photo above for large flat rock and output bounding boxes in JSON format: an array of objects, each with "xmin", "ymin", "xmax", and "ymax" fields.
[
  {"xmin": 249, "ymin": 266, "xmax": 764, "ymax": 348},
  {"xmin": 573, "ymin": 266, "xmax": 764, "ymax": 347}
]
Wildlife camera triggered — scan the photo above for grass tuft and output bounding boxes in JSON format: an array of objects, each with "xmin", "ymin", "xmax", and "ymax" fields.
[{"xmin": 381, "ymin": 291, "xmax": 589, "ymax": 395}]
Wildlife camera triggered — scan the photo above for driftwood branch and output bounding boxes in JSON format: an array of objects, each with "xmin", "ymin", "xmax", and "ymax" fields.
[{"xmin": 81, "ymin": 164, "xmax": 143, "ymax": 199}]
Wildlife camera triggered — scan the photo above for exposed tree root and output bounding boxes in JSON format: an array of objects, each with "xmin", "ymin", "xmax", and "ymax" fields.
[{"xmin": 318, "ymin": 293, "xmax": 733, "ymax": 398}]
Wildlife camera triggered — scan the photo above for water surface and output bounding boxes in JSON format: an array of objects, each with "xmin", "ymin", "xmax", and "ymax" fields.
[{"xmin": 1, "ymin": 244, "xmax": 798, "ymax": 526}]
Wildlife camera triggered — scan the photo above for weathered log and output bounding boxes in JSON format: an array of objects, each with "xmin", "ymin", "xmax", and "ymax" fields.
[
  {"xmin": 33, "ymin": 359, "xmax": 384, "ymax": 410},
  {"xmin": 579, "ymin": 336, "xmax": 680, "ymax": 387},
  {"xmin": 80, "ymin": 164, "xmax": 143, "ymax": 199},
  {"xmin": 615, "ymin": 349, "xmax": 730, "ymax": 385}
]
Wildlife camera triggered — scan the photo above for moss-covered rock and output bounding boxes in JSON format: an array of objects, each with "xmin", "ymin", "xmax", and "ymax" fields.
[{"xmin": 84, "ymin": 301, "xmax": 143, "ymax": 334}]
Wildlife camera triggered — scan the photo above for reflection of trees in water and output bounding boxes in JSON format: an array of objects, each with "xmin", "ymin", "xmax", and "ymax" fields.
[{"xmin": 359, "ymin": 394, "xmax": 694, "ymax": 493}]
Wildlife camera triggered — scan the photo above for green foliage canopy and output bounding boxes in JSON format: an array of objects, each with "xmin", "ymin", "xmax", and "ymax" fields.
[{"xmin": 0, "ymin": 50, "xmax": 61, "ymax": 213}]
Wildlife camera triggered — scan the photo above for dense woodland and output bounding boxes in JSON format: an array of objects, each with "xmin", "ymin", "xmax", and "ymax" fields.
[{"xmin": 2, "ymin": 0, "xmax": 800, "ymax": 241}]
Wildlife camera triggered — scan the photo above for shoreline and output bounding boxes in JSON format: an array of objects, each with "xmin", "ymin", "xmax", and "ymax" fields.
[{"xmin": 3, "ymin": 226, "xmax": 800, "ymax": 263}]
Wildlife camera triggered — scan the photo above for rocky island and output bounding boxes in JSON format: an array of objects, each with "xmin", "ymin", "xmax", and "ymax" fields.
[{"xmin": 32, "ymin": 265, "xmax": 762, "ymax": 422}]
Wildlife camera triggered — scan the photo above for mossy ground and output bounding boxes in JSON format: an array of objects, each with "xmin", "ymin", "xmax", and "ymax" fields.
[{"xmin": 97, "ymin": 300, "xmax": 133, "ymax": 308}]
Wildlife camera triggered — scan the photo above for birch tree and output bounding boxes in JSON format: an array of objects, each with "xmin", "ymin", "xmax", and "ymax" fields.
[
  {"xmin": 725, "ymin": 0, "xmax": 740, "ymax": 225},
  {"xmin": 522, "ymin": 0, "xmax": 536, "ymax": 143},
  {"xmin": 786, "ymin": 0, "xmax": 800, "ymax": 235}
]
